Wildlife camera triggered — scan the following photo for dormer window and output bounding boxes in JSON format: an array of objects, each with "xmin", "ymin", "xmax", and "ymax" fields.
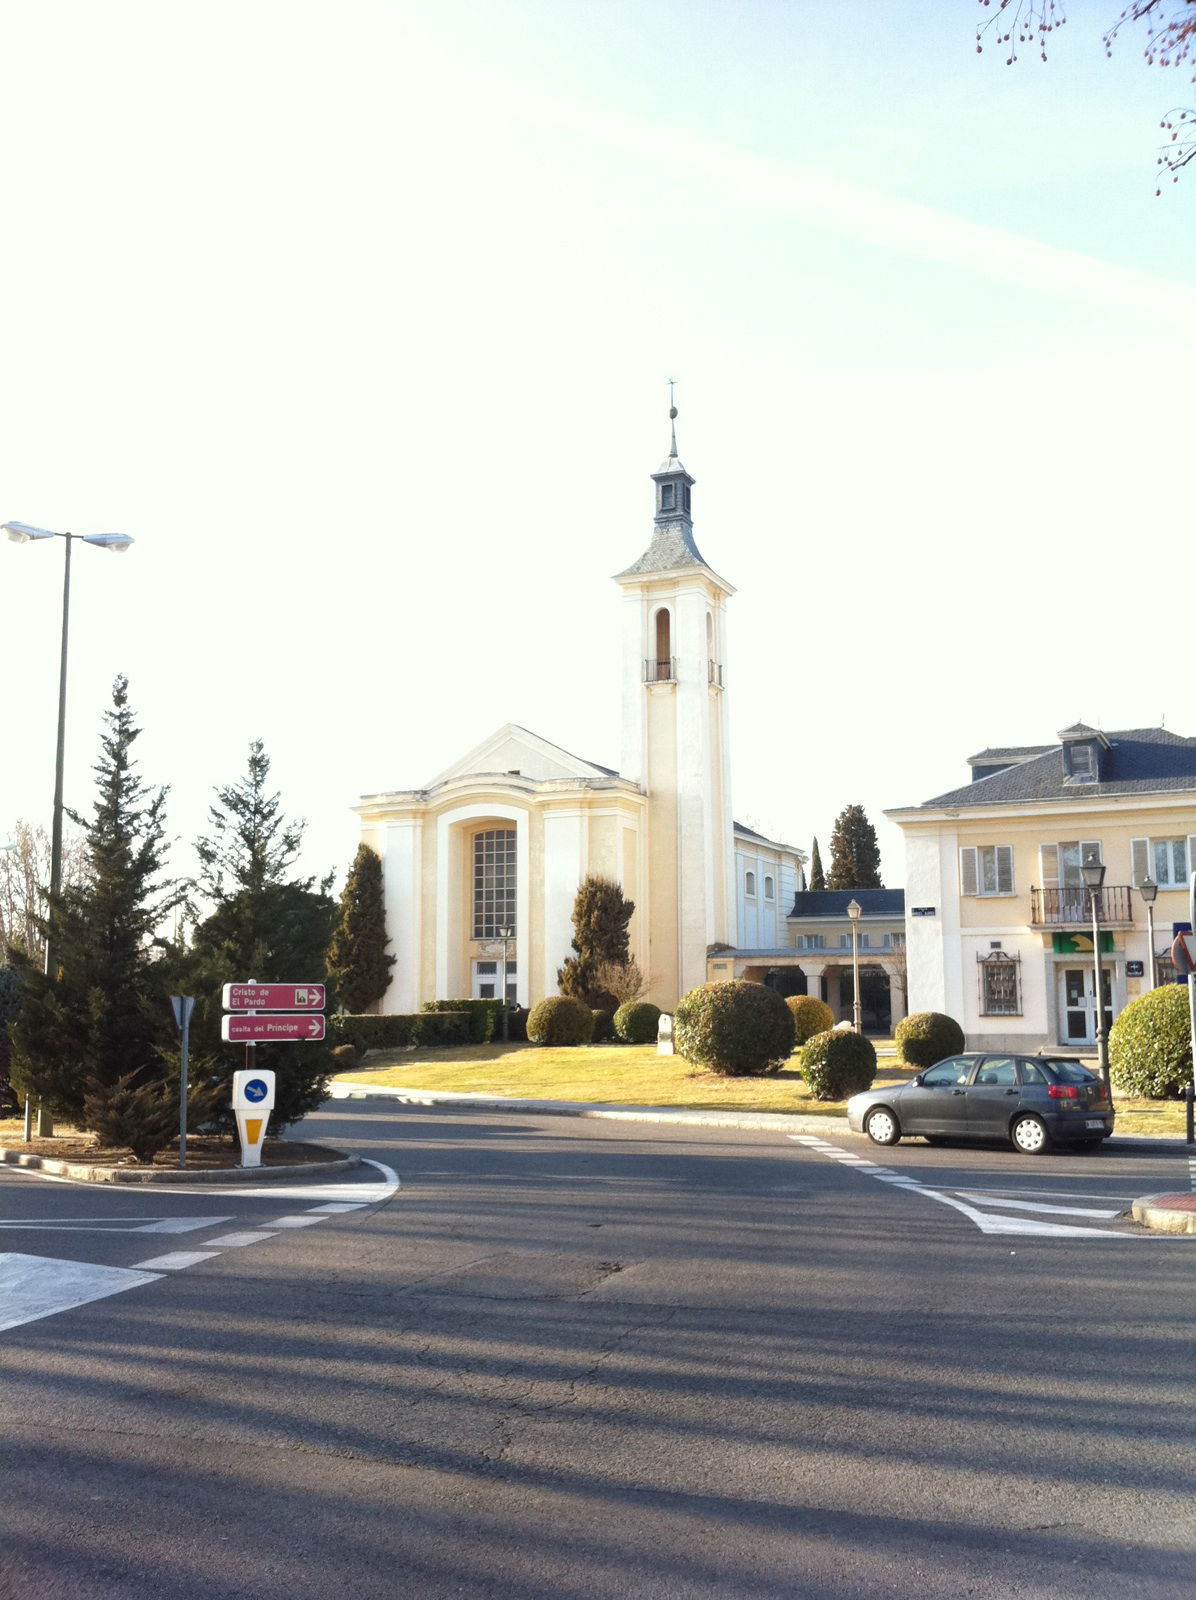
[
  {"xmin": 1066, "ymin": 743, "xmax": 1096, "ymax": 783},
  {"xmin": 660, "ymin": 483, "xmax": 676, "ymax": 511}
]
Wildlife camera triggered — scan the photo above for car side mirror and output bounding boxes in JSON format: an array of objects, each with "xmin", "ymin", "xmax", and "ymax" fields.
[{"xmin": 911, "ymin": 1073, "xmax": 923, "ymax": 1087}]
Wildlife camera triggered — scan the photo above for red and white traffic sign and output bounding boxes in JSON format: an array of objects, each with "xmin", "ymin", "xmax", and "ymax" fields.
[
  {"xmin": 221, "ymin": 1015, "xmax": 326, "ymax": 1043},
  {"xmin": 222, "ymin": 983, "xmax": 325, "ymax": 1012},
  {"xmin": 1171, "ymin": 932, "xmax": 1196, "ymax": 976}
]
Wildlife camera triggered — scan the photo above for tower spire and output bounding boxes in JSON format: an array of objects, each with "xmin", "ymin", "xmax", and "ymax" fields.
[{"xmin": 668, "ymin": 376, "xmax": 678, "ymax": 458}]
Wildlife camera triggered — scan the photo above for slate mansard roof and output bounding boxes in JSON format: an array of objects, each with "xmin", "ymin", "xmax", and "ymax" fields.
[
  {"xmin": 920, "ymin": 728, "xmax": 1196, "ymax": 809},
  {"xmin": 788, "ymin": 889, "xmax": 906, "ymax": 919}
]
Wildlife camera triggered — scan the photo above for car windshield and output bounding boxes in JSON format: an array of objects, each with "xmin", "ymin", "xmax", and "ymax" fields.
[{"xmin": 1043, "ymin": 1059, "xmax": 1098, "ymax": 1084}]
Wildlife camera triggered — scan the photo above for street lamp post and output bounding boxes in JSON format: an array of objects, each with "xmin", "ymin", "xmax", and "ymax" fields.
[
  {"xmin": 6, "ymin": 522, "xmax": 133, "ymax": 1139},
  {"xmin": 1138, "ymin": 874, "xmax": 1158, "ymax": 993},
  {"xmin": 497, "ymin": 926, "xmax": 514, "ymax": 1042},
  {"xmin": 847, "ymin": 898, "xmax": 862, "ymax": 1032},
  {"xmin": 1080, "ymin": 848, "xmax": 1112, "ymax": 1098}
]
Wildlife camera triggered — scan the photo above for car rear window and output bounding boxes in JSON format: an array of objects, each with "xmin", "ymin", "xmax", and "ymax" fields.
[{"xmin": 1042, "ymin": 1059, "xmax": 1098, "ymax": 1084}]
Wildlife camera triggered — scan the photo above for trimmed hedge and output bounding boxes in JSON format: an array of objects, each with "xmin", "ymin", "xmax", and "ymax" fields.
[
  {"xmin": 527, "ymin": 995, "xmax": 594, "ymax": 1047},
  {"xmin": 590, "ymin": 1008, "xmax": 614, "ymax": 1044},
  {"xmin": 422, "ymin": 998, "xmax": 504, "ymax": 1045},
  {"xmin": 329, "ymin": 1011, "xmax": 472, "ymax": 1051},
  {"xmin": 786, "ymin": 994, "xmax": 835, "ymax": 1046},
  {"xmin": 1110, "ymin": 983, "xmax": 1194, "ymax": 1099},
  {"xmin": 895, "ymin": 1011, "xmax": 965, "ymax": 1070},
  {"xmin": 799, "ymin": 1029, "xmax": 877, "ymax": 1101},
  {"xmin": 614, "ymin": 1000, "xmax": 662, "ymax": 1045},
  {"xmin": 674, "ymin": 980, "xmax": 795, "ymax": 1076}
]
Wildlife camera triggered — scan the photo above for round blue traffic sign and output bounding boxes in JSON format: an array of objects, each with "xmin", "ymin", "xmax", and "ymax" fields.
[{"xmin": 244, "ymin": 1077, "xmax": 269, "ymax": 1103}]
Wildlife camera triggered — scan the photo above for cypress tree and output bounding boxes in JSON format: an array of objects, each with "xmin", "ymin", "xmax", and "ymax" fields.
[
  {"xmin": 809, "ymin": 837, "xmax": 826, "ymax": 892},
  {"xmin": 328, "ymin": 843, "xmax": 395, "ymax": 1014},
  {"xmin": 11, "ymin": 677, "xmax": 179, "ymax": 1122},
  {"xmin": 181, "ymin": 741, "xmax": 336, "ymax": 1130},
  {"xmin": 557, "ymin": 875, "xmax": 635, "ymax": 1010},
  {"xmin": 826, "ymin": 804, "xmax": 883, "ymax": 891}
]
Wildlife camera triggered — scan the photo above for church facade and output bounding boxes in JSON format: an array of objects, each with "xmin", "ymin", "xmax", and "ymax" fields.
[{"xmin": 353, "ymin": 422, "xmax": 806, "ymax": 1013}]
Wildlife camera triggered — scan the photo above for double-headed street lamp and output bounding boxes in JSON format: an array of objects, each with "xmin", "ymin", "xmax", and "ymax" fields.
[
  {"xmin": 5, "ymin": 522, "xmax": 133, "ymax": 980},
  {"xmin": 1079, "ymin": 847, "xmax": 1112, "ymax": 1098},
  {"xmin": 847, "ymin": 897, "xmax": 862, "ymax": 1032},
  {"xmin": 1138, "ymin": 874, "xmax": 1158, "ymax": 993}
]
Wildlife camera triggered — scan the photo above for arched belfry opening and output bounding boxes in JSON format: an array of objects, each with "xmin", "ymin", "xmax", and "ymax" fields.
[{"xmin": 652, "ymin": 607, "xmax": 673, "ymax": 683}]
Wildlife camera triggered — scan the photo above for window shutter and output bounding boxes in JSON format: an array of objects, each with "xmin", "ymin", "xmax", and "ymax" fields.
[
  {"xmin": 1039, "ymin": 844, "xmax": 1059, "ymax": 890},
  {"xmin": 1187, "ymin": 837, "xmax": 1196, "ymax": 885},
  {"xmin": 995, "ymin": 845, "xmax": 1014, "ymax": 895},
  {"xmin": 1131, "ymin": 838, "xmax": 1149, "ymax": 887},
  {"xmin": 960, "ymin": 847, "xmax": 978, "ymax": 897}
]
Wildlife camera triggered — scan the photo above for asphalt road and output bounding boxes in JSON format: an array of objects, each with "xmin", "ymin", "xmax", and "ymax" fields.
[{"xmin": 2, "ymin": 1105, "xmax": 1195, "ymax": 1600}]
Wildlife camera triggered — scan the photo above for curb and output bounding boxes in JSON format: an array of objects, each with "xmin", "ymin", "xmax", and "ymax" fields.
[
  {"xmin": 329, "ymin": 1081, "xmax": 850, "ymax": 1135},
  {"xmin": 0, "ymin": 1144, "xmax": 360, "ymax": 1185},
  {"xmin": 329, "ymin": 1080, "xmax": 1193, "ymax": 1149},
  {"xmin": 1130, "ymin": 1193, "xmax": 1196, "ymax": 1234}
]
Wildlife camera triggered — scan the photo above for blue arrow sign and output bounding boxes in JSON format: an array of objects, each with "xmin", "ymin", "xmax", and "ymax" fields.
[{"xmin": 244, "ymin": 1078, "xmax": 269, "ymax": 1103}]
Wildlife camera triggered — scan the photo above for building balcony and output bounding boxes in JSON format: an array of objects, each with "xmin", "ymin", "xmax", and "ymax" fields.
[
  {"xmin": 644, "ymin": 657, "xmax": 676, "ymax": 684},
  {"xmin": 1029, "ymin": 885, "xmax": 1135, "ymax": 928}
]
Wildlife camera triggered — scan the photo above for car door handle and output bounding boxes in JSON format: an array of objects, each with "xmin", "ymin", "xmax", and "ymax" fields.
[
  {"xmin": 951, "ymin": 1089, "xmax": 966, "ymax": 1095},
  {"xmin": 1005, "ymin": 1089, "xmax": 1018, "ymax": 1096}
]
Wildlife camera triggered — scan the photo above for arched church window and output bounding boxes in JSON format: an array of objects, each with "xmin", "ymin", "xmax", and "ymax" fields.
[
  {"xmin": 764, "ymin": 876, "xmax": 774, "ymax": 900},
  {"xmin": 650, "ymin": 608, "xmax": 673, "ymax": 682},
  {"xmin": 473, "ymin": 828, "xmax": 516, "ymax": 938},
  {"xmin": 745, "ymin": 871, "xmax": 756, "ymax": 897}
]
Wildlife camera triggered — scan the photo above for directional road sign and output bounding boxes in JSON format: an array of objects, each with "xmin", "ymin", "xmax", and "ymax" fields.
[
  {"xmin": 1171, "ymin": 932, "xmax": 1196, "ymax": 977},
  {"xmin": 222, "ymin": 983, "xmax": 325, "ymax": 1012},
  {"xmin": 221, "ymin": 1015, "xmax": 326, "ymax": 1043}
]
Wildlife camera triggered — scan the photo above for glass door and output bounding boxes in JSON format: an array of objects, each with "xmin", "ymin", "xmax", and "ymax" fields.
[{"xmin": 1058, "ymin": 965, "xmax": 1112, "ymax": 1045}]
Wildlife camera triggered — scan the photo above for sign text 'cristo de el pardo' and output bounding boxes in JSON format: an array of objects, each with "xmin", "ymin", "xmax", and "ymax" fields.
[{"xmin": 220, "ymin": 982, "xmax": 327, "ymax": 1044}]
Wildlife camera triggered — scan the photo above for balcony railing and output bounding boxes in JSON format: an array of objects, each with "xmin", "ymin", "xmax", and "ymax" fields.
[
  {"xmin": 644, "ymin": 657, "xmax": 677, "ymax": 683},
  {"xmin": 1030, "ymin": 885, "xmax": 1135, "ymax": 927},
  {"xmin": 708, "ymin": 659, "xmax": 724, "ymax": 686}
]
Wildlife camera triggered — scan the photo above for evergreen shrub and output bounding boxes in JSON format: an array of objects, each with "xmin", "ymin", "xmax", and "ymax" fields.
[
  {"xmin": 799, "ymin": 1029, "xmax": 877, "ymax": 1100},
  {"xmin": 786, "ymin": 994, "xmax": 835, "ymax": 1046},
  {"xmin": 896, "ymin": 1011, "xmax": 965, "ymax": 1069},
  {"xmin": 590, "ymin": 1008, "xmax": 614, "ymax": 1043},
  {"xmin": 673, "ymin": 980, "xmax": 795, "ymax": 1076},
  {"xmin": 422, "ymin": 998, "xmax": 503, "ymax": 1045},
  {"xmin": 0, "ymin": 966, "xmax": 21, "ymax": 1114},
  {"xmin": 527, "ymin": 996, "xmax": 594, "ymax": 1046},
  {"xmin": 614, "ymin": 1000, "xmax": 661, "ymax": 1044},
  {"xmin": 1110, "ymin": 984, "xmax": 1193, "ymax": 1098}
]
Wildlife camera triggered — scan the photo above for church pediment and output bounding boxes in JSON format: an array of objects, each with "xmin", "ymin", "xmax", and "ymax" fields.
[{"xmin": 425, "ymin": 724, "xmax": 618, "ymax": 788}]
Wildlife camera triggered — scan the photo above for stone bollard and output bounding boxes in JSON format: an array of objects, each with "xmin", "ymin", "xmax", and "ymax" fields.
[{"xmin": 657, "ymin": 1013, "xmax": 674, "ymax": 1056}]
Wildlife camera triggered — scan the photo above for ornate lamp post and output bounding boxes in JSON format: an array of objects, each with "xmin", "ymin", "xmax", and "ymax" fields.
[
  {"xmin": 847, "ymin": 898, "xmax": 862, "ymax": 1032},
  {"xmin": 1080, "ymin": 848, "xmax": 1111, "ymax": 1097},
  {"xmin": 1138, "ymin": 874, "xmax": 1158, "ymax": 992},
  {"xmin": 497, "ymin": 925, "xmax": 514, "ymax": 1042}
]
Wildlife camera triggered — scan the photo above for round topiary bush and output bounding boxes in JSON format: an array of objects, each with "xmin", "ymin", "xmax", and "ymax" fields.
[
  {"xmin": 590, "ymin": 1008, "xmax": 614, "ymax": 1044},
  {"xmin": 1110, "ymin": 983, "xmax": 1193, "ymax": 1098},
  {"xmin": 674, "ymin": 980, "xmax": 796, "ymax": 1076},
  {"xmin": 614, "ymin": 1000, "xmax": 662, "ymax": 1044},
  {"xmin": 895, "ymin": 1011, "xmax": 965, "ymax": 1070},
  {"xmin": 527, "ymin": 995, "xmax": 594, "ymax": 1047},
  {"xmin": 799, "ymin": 1029, "xmax": 878, "ymax": 1100},
  {"xmin": 786, "ymin": 994, "xmax": 835, "ymax": 1046}
]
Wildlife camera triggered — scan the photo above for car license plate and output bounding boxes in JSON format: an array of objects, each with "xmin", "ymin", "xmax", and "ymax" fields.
[{"xmin": 1084, "ymin": 1119, "xmax": 1105, "ymax": 1129}]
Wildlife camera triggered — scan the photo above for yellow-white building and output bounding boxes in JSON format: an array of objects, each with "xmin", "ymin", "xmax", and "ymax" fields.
[
  {"xmin": 354, "ymin": 422, "xmax": 807, "ymax": 1012},
  {"xmin": 887, "ymin": 724, "xmax": 1196, "ymax": 1051}
]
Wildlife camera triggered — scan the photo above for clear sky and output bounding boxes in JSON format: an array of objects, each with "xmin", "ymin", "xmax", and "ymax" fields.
[{"xmin": 3, "ymin": 0, "xmax": 1194, "ymax": 896}]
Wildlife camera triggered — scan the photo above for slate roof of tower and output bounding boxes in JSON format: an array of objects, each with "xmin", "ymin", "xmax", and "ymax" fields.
[
  {"xmin": 920, "ymin": 728, "xmax": 1196, "ymax": 807},
  {"xmin": 615, "ymin": 521, "xmax": 710, "ymax": 577},
  {"xmin": 788, "ymin": 889, "xmax": 906, "ymax": 918}
]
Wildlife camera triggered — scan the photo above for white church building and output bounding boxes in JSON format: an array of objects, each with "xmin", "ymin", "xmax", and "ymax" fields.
[{"xmin": 353, "ymin": 417, "xmax": 807, "ymax": 1013}]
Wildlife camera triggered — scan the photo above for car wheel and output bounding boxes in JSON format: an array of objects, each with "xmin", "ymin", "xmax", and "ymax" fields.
[
  {"xmin": 865, "ymin": 1107, "xmax": 901, "ymax": 1147},
  {"xmin": 1010, "ymin": 1114, "xmax": 1050, "ymax": 1155}
]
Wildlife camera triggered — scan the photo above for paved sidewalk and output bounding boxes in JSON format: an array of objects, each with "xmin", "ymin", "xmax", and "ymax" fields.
[{"xmin": 1130, "ymin": 1193, "xmax": 1196, "ymax": 1234}]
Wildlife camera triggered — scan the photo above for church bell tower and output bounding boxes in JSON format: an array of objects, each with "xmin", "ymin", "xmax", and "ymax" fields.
[{"xmin": 613, "ymin": 400, "xmax": 735, "ymax": 1005}]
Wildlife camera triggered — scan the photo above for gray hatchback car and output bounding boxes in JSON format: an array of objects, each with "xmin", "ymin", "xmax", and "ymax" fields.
[{"xmin": 847, "ymin": 1053, "xmax": 1115, "ymax": 1154}]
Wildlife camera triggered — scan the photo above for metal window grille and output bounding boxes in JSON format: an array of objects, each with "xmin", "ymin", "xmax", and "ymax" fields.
[
  {"xmin": 977, "ymin": 951, "xmax": 1021, "ymax": 1016},
  {"xmin": 473, "ymin": 829, "xmax": 517, "ymax": 939}
]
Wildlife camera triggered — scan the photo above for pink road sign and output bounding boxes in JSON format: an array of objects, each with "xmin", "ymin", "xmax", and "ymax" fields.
[
  {"xmin": 222, "ymin": 983, "xmax": 325, "ymax": 1012},
  {"xmin": 221, "ymin": 1015, "xmax": 326, "ymax": 1043}
]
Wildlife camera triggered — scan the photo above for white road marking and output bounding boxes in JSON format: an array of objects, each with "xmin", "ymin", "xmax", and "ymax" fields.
[
  {"xmin": 204, "ymin": 1232, "xmax": 280, "ymax": 1247},
  {"xmin": 306, "ymin": 1202, "xmax": 370, "ymax": 1213},
  {"xmin": 0, "ymin": 1253, "xmax": 162, "ymax": 1333},
  {"xmin": 132, "ymin": 1217, "xmax": 235, "ymax": 1234},
  {"xmin": 130, "ymin": 1250, "xmax": 222, "ymax": 1270},
  {"xmin": 265, "ymin": 1215, "xmax": 325, "ymax": 1228},
  {"xmin": 953, "ymin": 1192, "xmax": 1122, "ymax": 1219}
]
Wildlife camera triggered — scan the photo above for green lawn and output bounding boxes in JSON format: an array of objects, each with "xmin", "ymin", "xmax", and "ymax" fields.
[{"xmin": 332, "ymin": 1041, "xmax": 1194, "ymax": 1134}]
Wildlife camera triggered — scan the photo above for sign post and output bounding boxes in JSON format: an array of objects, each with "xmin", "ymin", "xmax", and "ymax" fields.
[
  {"xmin": 1189, "ymin": 873, "xmax": 1196, "ymax": 1128},
  {"xmin": 170, "ymin": 996, "xmax": 196, "ymax": 1168},
  {"xmin": 231, "ymin": 1069, "xmax": 276, "ymax": 1167}
]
